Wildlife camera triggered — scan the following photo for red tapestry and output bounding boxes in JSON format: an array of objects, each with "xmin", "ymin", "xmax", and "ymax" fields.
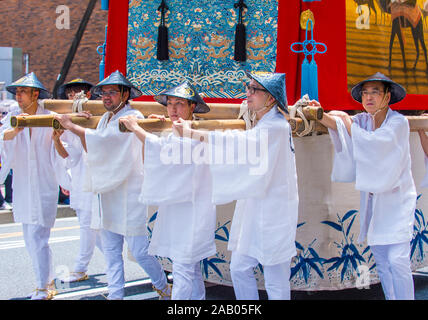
[{"xmin": 104, "ymin": 0, "xmax": 428, "ymax": 110}]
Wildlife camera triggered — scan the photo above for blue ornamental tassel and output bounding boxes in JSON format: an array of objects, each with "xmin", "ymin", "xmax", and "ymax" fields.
[
  {"xmin": 97, "ymin": 25, "xmax": 107, "ymax": 81},
  {"xmin": 101, "ymin": 0, "xmax": 109, "ymax": 11},
  {"xmin": 234, "ymin": 0, "xmax": 247, "ymax": 62},
  {"xmin": 157, "ymin": 0, "xmax": 169, "ymax": 61},
  {"xmin": 309, "ymin": 57, "xmax": 318, "ymax": 100}
]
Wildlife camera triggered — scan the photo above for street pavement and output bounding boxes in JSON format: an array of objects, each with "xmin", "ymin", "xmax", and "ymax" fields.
[{"xmin": 1, "ymin": 209, "xmax": 428, "ymax": 300}]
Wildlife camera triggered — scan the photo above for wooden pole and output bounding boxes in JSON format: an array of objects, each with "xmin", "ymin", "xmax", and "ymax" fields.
[
  {"xmin": 119, "ymin": 119, "xmax": 247, "ymax": 133},
  {"xmin": 42, "ymin": 99, "xmax": 241, "ymax": 119},
  {"xmin": 309, "ymin": 115, "xmax": 428, "ymax": 136},
  {"xmin": 42, "ymin": 99, "xmax": 323, "ymax": 121},
  {"xmin": 11, "ymin": 114, "xmax": 102, "ymax": 130},
  {"xmin": 191, "ymin": 119, "xmax": 246, "ymax": 131}
]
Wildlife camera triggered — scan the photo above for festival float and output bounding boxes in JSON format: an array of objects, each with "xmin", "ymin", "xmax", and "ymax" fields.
[{"xmin": 14, "ymin": 0, "xmax": 428, "ymax": 291}]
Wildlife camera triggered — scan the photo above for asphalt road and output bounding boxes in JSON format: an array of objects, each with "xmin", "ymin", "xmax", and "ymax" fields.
[{"xmin": 0, "ymin": 215, "xmax": 157, "ymax": 300}]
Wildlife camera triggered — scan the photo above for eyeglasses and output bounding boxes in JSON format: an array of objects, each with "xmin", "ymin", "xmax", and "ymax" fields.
[
  {"xmin": 99, "ymin": 90, "xmax": 120, "ymax": 97},
  {"xmin": 361, "ymin": 89, "xmax": 384, "ymax": 97},
  {"xmin": 245, "ymin": 84, "xmax": 268, "ymax": 95}
]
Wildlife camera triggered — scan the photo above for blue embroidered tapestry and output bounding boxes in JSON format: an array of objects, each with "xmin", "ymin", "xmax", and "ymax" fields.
[{"xmin": 127, "ymin": 0, "xmax": 279, "ymax": 99}]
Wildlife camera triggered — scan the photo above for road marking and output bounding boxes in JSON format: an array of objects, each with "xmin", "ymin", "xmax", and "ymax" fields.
[
  {"xmin": 0, "ymin": 231, "xmax": 23, "ymax": 239},
  {"xmin": 53, "ymin": 278, "xmax": 160, "ymax": 300},
  {"xmin": 0, "ymin": 225, "xmax": 79, "ymax": 239}
]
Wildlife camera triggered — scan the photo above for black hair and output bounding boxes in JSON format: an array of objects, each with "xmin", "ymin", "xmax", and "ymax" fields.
[
  {"xmin": 166, "ymin": 95, "xmax": 196, "ymax": 108},
  {"xmin": 382, "ymin": 82, "xmax": 391, "ymax": 93},
  {"xmin": 65, "ymin": 84, "xmax": 92, "ymax": 95}
]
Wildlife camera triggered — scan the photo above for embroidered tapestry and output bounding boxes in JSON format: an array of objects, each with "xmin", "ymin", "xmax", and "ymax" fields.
[{"xmin": 126, "ymin": 0, "xmax": 279, "ymax": 99}]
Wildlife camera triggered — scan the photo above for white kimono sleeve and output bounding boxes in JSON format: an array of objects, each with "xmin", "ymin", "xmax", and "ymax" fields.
[
  {"xmin": 328, "ymin": 117, "xmax": 356, "ymax": 182},
  {"xmin": 85, "ymin": 121, "xmax": 142, "ymax": 194},
  {"xmin": 208, "ymin": 126, "xmax": 278, "ymax": 205},
  {"xmin": 61, "ymin": 130, "xmax": 83, "ymax": 170},
  {"xmin": 351, "ymin": 116, "xmax": 408, "ymax": 193},
  {"xmin": 140, "ymin": 134, "xmax": 194, "ymax": 205},
  {"xmin": 50, "ymin": 140, "xmax": 72, "ymax": 191}
]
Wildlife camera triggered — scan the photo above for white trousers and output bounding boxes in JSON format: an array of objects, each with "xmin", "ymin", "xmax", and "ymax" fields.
[
  {"xmin": 230, "ymin": 251, "xmax": 291, "ymax": 300},
  {"xmin": 172, "ymin": 261, "xmax": 205, "ymax": 300},
  {"xmin": 22, "ymin": 223, "xmax": 54, "ymax": 289},
  {"xmin": 370, "ymin": 241, "xmax": 414, "ymax": 300},
  {"xmin": 101, "ymin": 229, "xmax": 167, "ymax": 300},
  {"xmin": 73, "ymin": 209, "xmax": 103, "ymax": 273}
]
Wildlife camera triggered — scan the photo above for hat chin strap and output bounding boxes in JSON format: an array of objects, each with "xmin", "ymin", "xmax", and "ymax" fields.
[
  {"xmin": 370, "ymin": 103, "xmax": 388, "ymax": 118},
  {"xmin": 20, "ymin": 91, "xmax": 39, "ymax": 114},
  {"xmin": 108, "ymin": 87, "xmax": 128, "ymax": 114}
]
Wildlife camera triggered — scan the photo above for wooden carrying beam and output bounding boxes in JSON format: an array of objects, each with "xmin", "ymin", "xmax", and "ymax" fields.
[
  {"xmin": 407, "ymin": 116, "xmax": 428, "ymax": 132},
  {"xmin": 42, "ymin": 99, "xmax": 324, "ymax": 121},
  {"xmin": 11, "ymin": 110, "xmax": 428, "ymax": 136},
  {"xmin": 119, "ymin": 119, "xmax": 247, "ymax": 133},
  {"xmin": 42, "ymin": 100, "xmax": 241, "ymax": 119}
]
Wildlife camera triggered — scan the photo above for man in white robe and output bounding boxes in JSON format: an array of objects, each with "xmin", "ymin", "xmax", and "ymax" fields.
[
  {"xmin": 417, "ymin": 127, "xmax": 428, "ymax": 188},
  {"xmin": 54, "ymin": 79, "xmax": 104, "ymax": 283},
  {"xmin": 119, "ymin": 81, "xmax": 216, "ymax": 299},
  {"xmin": 0, "ymin": 73, "xmax": 70, "ymax": 300},
  {"xmin": 316, "ymin": 72, "xmax": 416, "ymax": 300},
  {"xmin": 173, "ymin": 72, "xmax": 299, "ymax": 300},
  {"xmin": 53, "ymin": 70, "xmax": 169, "ymax": 300}
]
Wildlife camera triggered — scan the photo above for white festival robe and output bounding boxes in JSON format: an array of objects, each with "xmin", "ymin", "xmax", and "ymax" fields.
[
  {"xmin": 208, "ymin": 107, "xmax": 299, "ymax": 266},
  {"xmin": 62, "ymin": 131, "xmax": 93, "ymax": 213},
  {"xmin": 141, "ymin": 133, "xmax": 217, "ymax": 264},
  {"xmin": 84, "ymin": 104, "xmax": 146, "ymax": 236},
  {"xmin": 0, "ymin": 102, "xmax": 70, "ymax": 228},
  {"xmin": 328, "ymin": 109, "xmax": 416, "ymax": 245}
]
